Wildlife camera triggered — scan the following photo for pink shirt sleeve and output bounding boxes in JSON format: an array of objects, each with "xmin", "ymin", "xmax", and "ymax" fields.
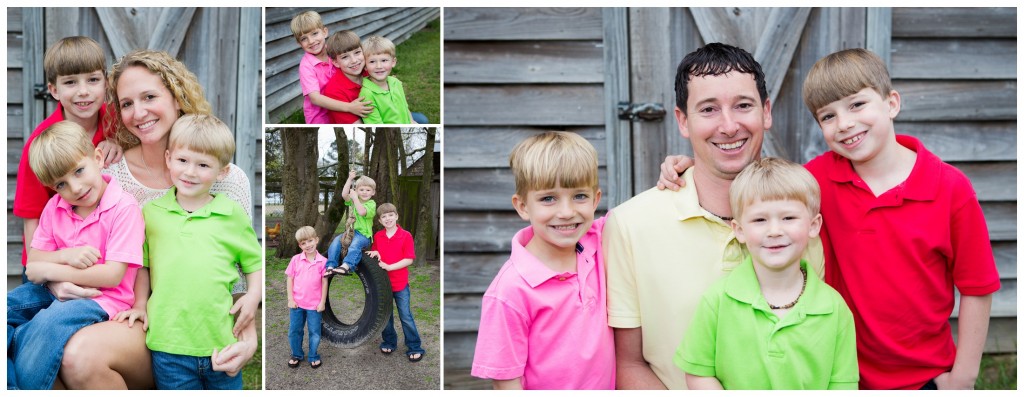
[
  {"xmin": 103, "ymin": 202, "xmax": 145, "ymax": 268},
  {"xmin": 299, "ymin": 57, "xmax": 321, "ymax": 96},
  {"xmin": 30, "ymin": 197, "xmax": 60, "ymax": 251},
  {"xmin": 285, "ymin": 255, "xmax": 299, "ymax": 278},
  {"xmin": 471, "ymin": 294, "xmax": 528, "ymax": 380}
]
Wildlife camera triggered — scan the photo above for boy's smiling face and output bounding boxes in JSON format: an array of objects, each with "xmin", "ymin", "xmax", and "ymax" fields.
[
  {"xmin": 48, "ymin": 70, "xmax": 106, "ymax": 128},
  {"xmin": 356, "ymin": 185, "xmax": 375, "ymax": 202},
  {"xmin": 732, "ymin": 199, "xmax": 821, "ymax": 272},
  {"xmin": 813, "ymin": 87, "xmax": 901, "ymax": 166},
  {"xmin": 298, "ymin": 237, "xmax": 319, "ymax": 256},
  {"xmin": 51, "ymin": 149, "xmax": 107, "ymax": 215},
  {"xmin": 330, "ymin": 47, "xmax": 365, "ymax": 78},
  {"xmin": 513, "ymin": 185, "xmax": 601, "ymax": 259},
  {"xmin": 165, "ymin": 146, "xmax": 229, "ymax": 203},
  {"xmin": 365, "ymin": 53, "xmax": 396, "ymax": 83},
  {"xmin": 379, "ymin": 212, "xmax": 398, "ymax": 229},
  {"xmin": 298, "ymin": 27, "xmax": 328, "ymax": 56}
]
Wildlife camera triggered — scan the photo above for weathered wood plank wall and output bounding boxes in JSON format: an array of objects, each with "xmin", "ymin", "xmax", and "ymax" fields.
[
  {"xmin": 264, "ymin": 7, "xmax": 440, "ymax": 123},
  {"xmin": 443, "ymin": 7, "xmax": 1017, "ymax": 389},
  {"xmin": 6, "ymin": 7, "xmax": 264, "ymax": 289}
]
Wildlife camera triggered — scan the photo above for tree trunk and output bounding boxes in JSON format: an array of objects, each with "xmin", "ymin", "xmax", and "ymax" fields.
[
  {"xmin": 278, "ymin": 128, "xmax": 320, "ymax": 258},
  {"xmin": 318, "ymin": 128, "xmax": 350, "ymax": 253},
  {"xmin": 413, "ymin": 128, "xmax": 436, "ymax": 266},
  {"xmin": 367, "ymin": 128, "xmax": 402, "ymax": 222}
]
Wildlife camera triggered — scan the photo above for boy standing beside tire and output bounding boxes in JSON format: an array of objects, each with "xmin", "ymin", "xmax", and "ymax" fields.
[
  {"xmin": 365, "ymin": 203, "xmax": 424, "ymax": 362},
  {"xmin": 286, "ymin": 226, "xmax": 329, "ymax": 369}
]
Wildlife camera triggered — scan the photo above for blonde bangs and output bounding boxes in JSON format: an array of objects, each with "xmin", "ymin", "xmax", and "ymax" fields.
[
  {"xmin": 730, "ymin": 157, "xmax": 820, "ymax": 221},
  {"xmin": 803, "ymin": 48, "xmax": 892, "ymax": 115},
  {"xmin": 28, "ymin": 121, "xmax": 94, "ymax": 186},
  {"xmin": 168, "ymin": 114, "xmax": 235, "ymax": 166},
  {"xmin": 510, "ymin": 131, "xmax": 599, "ymax": 198}
]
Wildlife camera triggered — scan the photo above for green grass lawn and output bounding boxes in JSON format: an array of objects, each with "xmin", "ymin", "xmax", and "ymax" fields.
[
  {"xmin": 282, "ymin": 17, "xmax": 441, "ymax": 124},
  {"xmin": 976, "ymin": 353, "xmax": 1016, "ymax": 389},
  {"xmin": 242, "ymin": 324, "xmax": 262, "ymax": 390}
]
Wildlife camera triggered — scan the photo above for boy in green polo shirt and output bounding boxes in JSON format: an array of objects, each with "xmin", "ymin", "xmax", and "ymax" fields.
[
  {"xmin": 141, "ymin": 114, "xmax": 263, "ymax": 389},
  {"xmin": 674, "ymin": 157, "xmax": 857, "ymax": 390},
  {"xmin": 359, "ymin": 35, "xmax": 417, "ymax": 124}
]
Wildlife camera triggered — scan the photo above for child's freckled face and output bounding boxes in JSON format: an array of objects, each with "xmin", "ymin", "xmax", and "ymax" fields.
[
  {"xmin": 365, "ymin": 53, "xmax": 396, "ymax": 83},
  {"xmin": 165, "ymin": 147, "xmax": 226, "ymax": 201},
  {"xmin": 48, "ymin": 71, "xmax": 106, "ymax": 127},
  {"xmin": 331, "ymin": 48, "xmax": 365, "ymax": 77},
  {"xmin": 299, "ymin": 28, "xmax": 328, "ymax": 56}
]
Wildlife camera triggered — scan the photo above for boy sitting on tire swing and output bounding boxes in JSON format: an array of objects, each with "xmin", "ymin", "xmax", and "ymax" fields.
[
  {"xmin": 325, "ymin": 171, "xmax": 376, "ymax": 276},
  {"xmin": 366, "ymin": 203, "xmax": 425, "ymax": 362}
]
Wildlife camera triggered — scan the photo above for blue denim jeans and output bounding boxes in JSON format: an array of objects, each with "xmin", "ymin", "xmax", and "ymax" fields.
[
  {"xmin": 151, "ymin": 351, "xmax": 242, "ymax": 390},
  {"xmin": 411, "ymin": 112, "xmax": 429, "ymax": 124},
  {"xmin": 288, "ymin": 308, "xmax": 322, "ymax": 363},
  {"xmin": 380, "ymin": 286, "xmax": 424, "ymax": 355},
  {"xmin": 7, "ymin": 282, "xmax": 107, "ymax": 390},
  {"xmin": 326, "ymin": 230, "xmax": 370, "ymax": 271}
]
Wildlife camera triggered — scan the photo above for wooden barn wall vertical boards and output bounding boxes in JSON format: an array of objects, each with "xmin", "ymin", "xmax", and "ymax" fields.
[
  {"xmin": 5, "ymin": 7, "xmax": 264, "ymax": 289},
  {"xmin": 264, "ymin": 7, "xmax": 441, "ymax": 123},
  {"xmin": 442, "ymin": 7, "xmax": 1017, "ymax": 389}
]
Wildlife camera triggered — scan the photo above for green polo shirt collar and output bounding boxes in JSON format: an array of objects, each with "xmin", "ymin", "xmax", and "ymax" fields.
[
  {"xmin": 150, "ymin": 188, "xmax": 236, "ymax": 218},
  {"xmin": 725, "ymin": 257, "xmax": 833, "ymax": 320}
]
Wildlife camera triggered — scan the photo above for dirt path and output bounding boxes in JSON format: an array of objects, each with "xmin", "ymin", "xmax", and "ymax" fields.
[{"xmin": 264, "ymin": 254, "xmax": 440, "ymax": 390}]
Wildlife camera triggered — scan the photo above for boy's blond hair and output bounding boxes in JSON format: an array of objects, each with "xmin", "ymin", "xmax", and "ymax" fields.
[
  {"xmin": 43, "ymin": 36, "xmax": 106, "ymax": 85},
  {"xmin": 168, "ymin": 114, "xmax": 235, "ymax": 167},
  {"xmin": 354, "ymin": 175, "xmax": 377, "ymax": 190},
  {"xmin": 106, "ymin": 50, "xmax": 212, "ymax": 149},
  {"xmin": 729, "ymin": 157, "xmax": 820, "ymax": 222},
  {"xmin": 377, "ymin": 202, "xmax": 397, "ymax": 217},
  {"xmin": 295, "ymin": 226, "xmax": 317, "ymax": 242},
  {"xmin": 28, "ymin": 121, "xmax": 96, "ymax": 187},
  {"xmin": 326, "ymin": 30, "xmax": 362, "ymax": 60},
  {"xmin": 509, "ymin": 131, "xmax": 599, "ymax": 199},
  {"xmin": 802, "ymin": 48, "xmax": 893, "ymax": 115},
  {"xmin": 361, "ymin": 35, "xmax": 396, "ymax": 58},
  {"xmin": 290, "ymin": 11, "xmax": 325, "ymax": 42}
]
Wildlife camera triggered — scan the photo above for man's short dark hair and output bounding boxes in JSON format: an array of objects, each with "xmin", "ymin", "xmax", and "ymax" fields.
[{"xmin": 674, "ymin": 42, "xmax": 768, "ymax": 111}]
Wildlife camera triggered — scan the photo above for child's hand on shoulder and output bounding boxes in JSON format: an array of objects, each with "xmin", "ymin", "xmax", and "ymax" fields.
[
  {"xmin": 60, "ymin": 246, "xmax": 101, "ymax": 268},
  {"xmin": 230, "ymin": 292, "xmax": 261, "ymax": 338},
  {"xmin": 113, "ymin": 308, "xmax": 149, "ymax": 330},
  {"xmin": 96, "ymin": 139, "xmax": 124, "ymax": 168}
]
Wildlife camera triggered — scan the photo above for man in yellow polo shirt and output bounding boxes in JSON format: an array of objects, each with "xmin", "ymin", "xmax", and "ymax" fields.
[{"xmin": 605, "ymin": 43, "xmax": 823, "ymax": 390}]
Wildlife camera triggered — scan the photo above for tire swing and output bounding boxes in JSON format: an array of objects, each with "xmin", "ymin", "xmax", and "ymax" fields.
[{"xmin": 320, "ymin": 207, "xmax": 393, "ymax": 348}]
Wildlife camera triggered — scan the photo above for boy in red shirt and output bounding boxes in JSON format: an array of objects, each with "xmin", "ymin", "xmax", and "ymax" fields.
[
  {"xmin": 14, "ymin": 36, "xmax": 123, "ymax": 282},
  {"xmin": 365, "ymin": 203, "xmax": 424, "ymax": 362},
  {"xmin": 322, "ymin": 30, "xmax": 366, "ymax": 124}
]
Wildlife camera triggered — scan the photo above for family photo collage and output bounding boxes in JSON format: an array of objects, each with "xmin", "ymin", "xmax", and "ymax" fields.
[{"xmin": 2, "ymin": 6, "xmax": 1018, "ymax": 392}]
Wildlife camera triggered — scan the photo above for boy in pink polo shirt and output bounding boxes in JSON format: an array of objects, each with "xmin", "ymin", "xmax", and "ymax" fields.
[
  {"xmin": 365, "ymin": 203, "xmax": 423, "ymax": 362},
  {"xmin": 7, "ymin": 121, "xmax": 144, "ymax": 390},
  {"xmin": 471, "ymin": 131, "xmax": 614, "ymax": 389},
  {"xmin": 291, "ymin": 10, "xmax": 371, "ymax": 124},
  {"xmin": 14, "ymin": 36, "xmax": 123, "ymax": 281},
  {"xmin": 286, "ymin": 226, "xmax": 329, "ymax": 369}
]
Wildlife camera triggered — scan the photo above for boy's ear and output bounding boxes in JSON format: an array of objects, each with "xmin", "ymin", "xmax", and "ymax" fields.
[
  {"xmin": 593, "ymin": 188, "xmax": 602, "ymax": 209},
  {"xmin": 47, "ymin": 83, "xmax": 59, "ymax": 101},
  {"xmin": 808, "ymin": 213, "xmax": 823, "ymax": 239},
  {"xmin": 886, "ymin": 90, "xmax": 902, "ymax": 119},
  {"xmin": 216, "ymin": 164, "xmax": 231, "ymax": 182},
  {"xmin": 730, "ymin": 219, "xmax": 746, "ymax": 243},
  {"xmin": 92, "ymin": 147, "xmax": 104, "ymax": 166},
  {"xmin": 511, "ymin": 194, "xmax": 530, "ymax": 221}
]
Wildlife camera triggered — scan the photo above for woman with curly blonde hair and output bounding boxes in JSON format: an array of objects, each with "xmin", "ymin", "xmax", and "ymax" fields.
[{"xmin": 43, "ymin": 49, "xmax": 258, "ymax": 389}]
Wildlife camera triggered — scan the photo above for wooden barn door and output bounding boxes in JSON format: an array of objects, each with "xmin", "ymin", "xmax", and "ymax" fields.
[{"xmin": 619, "ymin": 8, "xmax": 888, "ymax": 193}]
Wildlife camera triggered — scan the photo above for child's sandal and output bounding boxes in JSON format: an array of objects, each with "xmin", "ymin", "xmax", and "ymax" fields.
[
  {"xmin": 288, "ymin": 358, "xmax": 300, "ymax": 368},
  {"xmin": 311, "ymin": 360, "xmax": 322, "ymax": 369}
]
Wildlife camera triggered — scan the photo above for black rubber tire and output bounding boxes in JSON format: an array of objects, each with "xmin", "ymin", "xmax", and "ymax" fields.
[{"xmin": 321, "ymin": 256, "xmax": 393, "ymax": 348}]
